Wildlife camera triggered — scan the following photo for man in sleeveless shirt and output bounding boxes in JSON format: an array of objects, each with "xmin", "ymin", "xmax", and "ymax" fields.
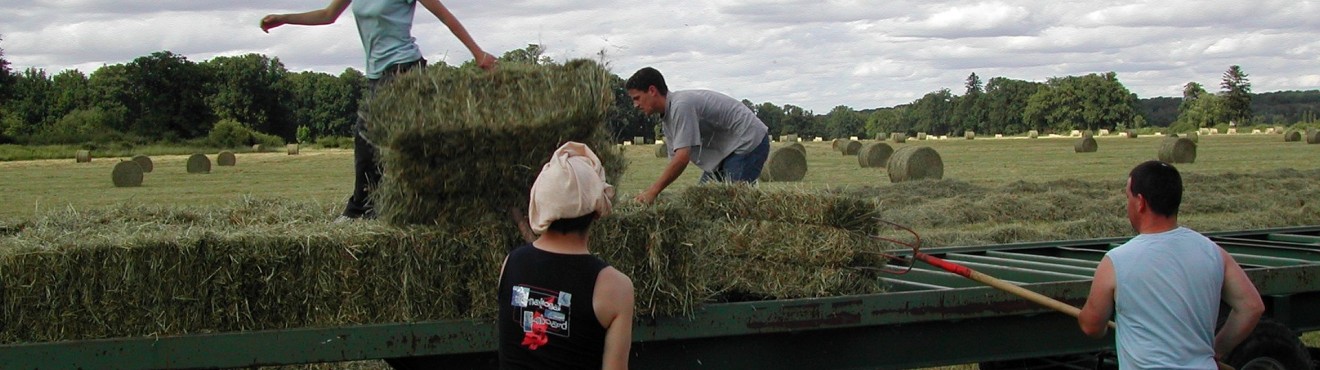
[
  {"xmin": 260, "ymin": 0, "xmax": 496, "ymax": 222},
  {"xmin": 499, "ymin": 142, "xmax": 634, "ymax": 370},
  {"xmin": 625, "ymin": 67, "xmax": 771, "ymax": 204},
  {"xmin": 1079, "ymin": 161, "xmax": 1263, "ymax": 368}
]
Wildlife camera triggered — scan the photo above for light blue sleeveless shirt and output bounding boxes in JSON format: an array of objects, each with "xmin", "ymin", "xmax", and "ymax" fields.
[
  {"xmin": 1107, "ymin": 227, "xmax": 1223, "ymax": 369},
  {"xmin": 352, "ymin": 0, "xmax": 424, "ymax": 79}
]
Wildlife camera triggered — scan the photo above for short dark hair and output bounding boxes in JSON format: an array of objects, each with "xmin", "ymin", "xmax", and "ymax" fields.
[
  {"xmin": 625, "ymin": 67, "xmax": 668, "ymax": 96},
  {"xmin": 546, "ymin": 211, "xmax": 597, "ymax": 234},
  {"xmin": 1129, "ymin": 160, "xmax": 1183, "ymax": 217}
]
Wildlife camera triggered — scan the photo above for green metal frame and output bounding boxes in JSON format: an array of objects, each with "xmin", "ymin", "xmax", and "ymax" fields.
[{"xmin": 2, "ymin": 226, "xmax": 1317, "ymax": 369}]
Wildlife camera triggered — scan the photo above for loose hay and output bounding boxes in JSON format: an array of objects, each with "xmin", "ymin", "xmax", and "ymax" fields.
[
  {"xmin": 186, "ymin": 154, "xmax": 212, "ymax": 174},
  {"xmin": 217, "ymin": 151, "xmax": 237, "ymax": 166},
  {"xmin": 75, "ymin": 150, "xmax": 91, "ymax": 163},
  {"xmin": 364, "ymin": 61, "xmax": 625, "ymax": 226},
  {"xmin": 131, "ymin": 154, "xmax": 153, "ymax": 173},
  {"xmin": 287, "ymin": 144, "xmax": 300, "ymax": 155},
  {"xmin": 887, "ymin": 146, "xmax": 943, "ymax": 182},
  {"xmin": 1158, "ymin": 137, "xmax": 1197, "ymax": 164},
  {"xmin": 1075, "ymin": 136, "xmax": 1098, "ymax": 153},
  {"xmin": 111, "ymin": 161, "xmax": 143, "ymax": 187},
  {"xmin": 857, "ymin": 142, "xmax": 894, "ymax": 168},
  {"xmin": 841, "ymin": 140, "xmax": 863, "ymax": 155},
  {"xmin": 760, "ymin": 146, "xmax": 808, "ymax": 182}
]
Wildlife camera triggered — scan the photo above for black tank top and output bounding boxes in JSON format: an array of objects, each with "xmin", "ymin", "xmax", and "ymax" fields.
[{"xmin": 498, "ymin": 244, "xmax": 610, "ymax": 370}]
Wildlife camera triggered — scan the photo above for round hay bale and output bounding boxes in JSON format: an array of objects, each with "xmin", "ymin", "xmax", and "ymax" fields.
[
  {"xmin": 761, "ymin": 146, "xmax": 807, "ymax": 182},
  {"xmin": 286, "ymin": 143, "xmax": 300, "ymax": 155},
  {"xmin": 187, "ymin": 153, "xmax": 212, "ymax": 173},
  {"xmin": 887, "ymin": 146, "xmax": 943, "ymax": 183},
  {"xmin": 130, "ymin": 154, "xmax": 153, "ymax": 173},
  {"xmin": 217, "ymin": 151, "xmax": 237, "ymax": 166},
  {"xmin": 1308, "ymin": 129, "xmax": 1320, "ymax": 144},
  {"xmin": 875, "ymin": 132, "xmax": 887, "ymax": 141},
  {"xmin": 785, "ymin": 142, "xmax": 806, "ymax": 154},
  {"xmin": 917, "ymin": 132, "xmax": 927, "ymax": 140},
  {"xmin": 75, "ymin": 150, "xmax": 91, "ymax": 163},
  {"xmin": 1158, "ymin": 137, "xmax": 1197, "ymax": 164},
  {"xmin": 830, "ymin": 138, "xmax": 842, "ymax": 151},
  {"xmin": 857, "ymin": 142, "xmax": 894, "ymax": 168},
  {"xmin": 1075, "ymin": 136, "xmax": 1098, "ymax": 153},
  {"xmin": 1123, "ymin": 130, "xmax": 1137, "ymax": 139},
  {"xmin": 1183, "ymin": 131, "xmax": 1199, "ymax": 143},
  {"xmin": 111, "ymin": 160, "xmax": 144, "ymax": 187},
  {"xmin": 252, "ymin": 144, "xmax": 264, "ymax": 152},
  {"xmin": 964, "ymin": 131, "xmax": 975, "ymax": 140},
  {"xmin": 841, "ymin": 140, "xmax": 863, "ymax": 155},
  {"xmin": 654, "ymin": 144, "xmax": 667, "ymax": 158},
  {"xmin": 891, "ymin": 133, "xmax": 907, "ymax": 143},
  {"xmin": 1283, "ymin": 130, "xmax": 1301, "ymax": 142},
  {"xmin": 1028, "ymin": 130, "xmax": 1038, "ymax": 139}
]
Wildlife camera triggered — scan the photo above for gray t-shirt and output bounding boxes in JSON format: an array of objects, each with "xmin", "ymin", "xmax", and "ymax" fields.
[
  {"xmin": 1107, "ymin": 227, "xmax": 1223, "ymax": 369},
  {"xmin": 662, "ymin": 90, "xmax": 769, "ymax": 172}
]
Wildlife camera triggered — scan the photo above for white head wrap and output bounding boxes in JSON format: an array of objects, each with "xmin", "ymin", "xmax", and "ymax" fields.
[{"xmin": 528, "ymin": 141, "xmax": 614, "ymax": 234}]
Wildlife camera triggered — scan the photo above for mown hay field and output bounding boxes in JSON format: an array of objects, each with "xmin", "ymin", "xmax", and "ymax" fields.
[{"xmin": 2, "ymin": 133, "xmax": 1316, "ymax": 220}]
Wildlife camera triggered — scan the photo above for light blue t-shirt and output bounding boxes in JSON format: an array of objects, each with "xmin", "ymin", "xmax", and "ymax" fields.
[
  {"xmin": 661, "ymin": 90, "xmax": 769, "ymax": 172},
  {"xmin": 1107, "ymin": 227, "xmax": 1224, "ymax": 369},
  {"xmin": 352, "ymin": 0, "xmax": 424, "ymax": 79}
]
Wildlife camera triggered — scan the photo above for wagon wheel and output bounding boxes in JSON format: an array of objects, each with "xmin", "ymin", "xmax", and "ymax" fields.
[{"xmin": 1224, "ymin": 319, "xmax": 1313, "ymax": 370}]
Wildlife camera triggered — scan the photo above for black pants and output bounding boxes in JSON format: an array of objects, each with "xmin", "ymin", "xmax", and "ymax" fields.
[{"xmin": 342, "ymin": 59, "xmax": 426, "ymax": 219}]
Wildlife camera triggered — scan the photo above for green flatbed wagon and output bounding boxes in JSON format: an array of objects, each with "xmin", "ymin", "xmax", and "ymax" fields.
[{"xmin": 4, "ymin": 226, "xmax": 1319, "ymax": 369}]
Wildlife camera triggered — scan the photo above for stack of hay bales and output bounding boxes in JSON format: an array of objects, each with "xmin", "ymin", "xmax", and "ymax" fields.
[
  {"xmin": 287, "ymin": 144, "xmax": 299, "ymax": 155},
  {"xmin": 760, "ymin": 146, "xmax": 807, "ymax": 182},
  {"xmin": 887, "ymin": 146, "xmax": 943, "ymax": 182},
  {"xmin": 217, "ymin": 151, "xmax": 237, "ymax": 166},
  {"xmin": 186, "ymin": 154, "xmax": 211, "ymax": 174},
  {"xmin": 1308, "ymin": 129, "xmax": 1320, "ymax": 144},
  {"xmin": 1158, "ymin": 137, "xmax": 1197, "ymax": 164},
  {"xmin": 1284, "ymin": 130, "xmax": 1302, "ymax": 142},
  {"xmin": 364, "ymin": 61, "xmax": 625, "ymax": 226},
  {"xmin": 75, "ymin": 150, "xmax": 92, "ymax": 163},
  {"xmin": 111, "ymin": 161, "xmax": 144, "ymax": 187},
  {"xmin": 130, "ymin": 155, "xmax": 153, "ymax": 173},
  {"xmin": 1076, "ymin": 133, "xmax": 1099, "ymax": 153},
  {"xmin": 857, "ymin": 142, "xmax": 893, "ymax": 168},
  {"xmin": 840, "ymin": 140, "xmax": 863, "ymax": 155},
  {"xmin": 891, "ymin": 133, "xmax": 908, "ymax": 143}
]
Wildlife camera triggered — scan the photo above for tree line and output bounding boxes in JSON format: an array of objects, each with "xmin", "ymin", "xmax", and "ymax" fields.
[{"xmin": 1, "ymin": 38, "xmax": 1317, "ymax": 148}]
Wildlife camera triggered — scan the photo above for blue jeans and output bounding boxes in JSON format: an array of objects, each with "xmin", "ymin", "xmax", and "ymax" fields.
[{"xmin": 699, "ymin": 135, "xmax": 771, "ymax": 184}]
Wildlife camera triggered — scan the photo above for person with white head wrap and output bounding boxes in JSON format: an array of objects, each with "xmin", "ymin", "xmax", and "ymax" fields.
[{"xmin": 498, "ymin": 142, "xmax": 633, "ymax": 370}]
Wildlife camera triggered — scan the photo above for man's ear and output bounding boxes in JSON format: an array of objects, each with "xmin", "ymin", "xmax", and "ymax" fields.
[
  {"xmin": 648, "ymin": 85, "xmax": 659, "ymax": 96},
  {"xmin": 1134, "ymin": 193, "xmax": 1149, "ymax": 214}
]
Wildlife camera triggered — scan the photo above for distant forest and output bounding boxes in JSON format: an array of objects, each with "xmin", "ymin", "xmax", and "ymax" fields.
[{"xmin": 1139, "ymin": 90, "xmax": 1320, "ymax": 127}]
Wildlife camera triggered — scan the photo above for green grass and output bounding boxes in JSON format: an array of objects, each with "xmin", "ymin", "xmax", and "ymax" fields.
[
  {"xmin": 2, "ymin": 133, "xmax": 1317, "ymax": 221},
  {"xmin": 0, "ymin": 143, "xmax": 261, "ymax": 162}
]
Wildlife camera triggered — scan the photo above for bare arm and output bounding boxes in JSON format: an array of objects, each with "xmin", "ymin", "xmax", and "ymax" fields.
[
  {"xmin": 595, "ymin": 268, "xmax": 634, "ymax": 370},
  {"xmin": 1079, "ymin": 256, "xmax": 1115, "ymax": 338},
  {"xmin": 1214, "ymin": 249, "xmax": 1264, "ymax": 359},
  {"xmin": 417, "ymin": 0, "xmax": 496, "ymax": 70},
  {"xmin": 634, "ymin": 146, "xmax": 690, "ymax": 204},
  {"xmin": 260, "ymin": 0, "xmax": 351, "ymax": 32}
]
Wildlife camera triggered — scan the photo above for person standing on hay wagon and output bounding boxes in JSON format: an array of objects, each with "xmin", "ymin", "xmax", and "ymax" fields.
[
  {"xmin": 1079, "ymin": 160, "xmax": 1263, "ymax": 369},
  {"xmin": 625, "ymin": 67, "xmax": 770, "ymax": 205},
  {"xmin": 259, "ymin": 0, "xmax": 497, "ymax": 222},
  {"xmin": 499, "ymin": 141, "xmax": 634, "ymax": 370}
]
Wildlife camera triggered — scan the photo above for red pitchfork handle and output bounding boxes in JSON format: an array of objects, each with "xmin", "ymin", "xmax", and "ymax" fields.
[{"xmin": 912, "ymin": 252, "xmax": 1236, "ymax": 370}]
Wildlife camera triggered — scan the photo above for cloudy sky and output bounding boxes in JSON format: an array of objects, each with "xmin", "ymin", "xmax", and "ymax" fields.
[{"xmin": 3, "ymin": 0, "xmax": 1318, "ymax": 112}]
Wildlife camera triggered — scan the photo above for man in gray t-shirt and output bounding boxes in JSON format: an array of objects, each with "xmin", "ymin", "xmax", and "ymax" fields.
[{"xmin": 625, "ymin": 67, "xmax": 770, "ymax": 204}]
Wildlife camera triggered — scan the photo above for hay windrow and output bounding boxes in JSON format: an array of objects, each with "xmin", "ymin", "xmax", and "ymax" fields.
[
  {"xmin": 186, "ymin": 154, "xmax": 211, "ymax": 174},
  {"xmin": 887, "ymin": 146, "xmax": 943, "ymax": 183},
  {"xmin": 217, "ymin": 151, "xmax": 236, "ymax": 166},
  {"xmin": 1075, "ymin": 137, "xmax": 1098, "ymax": 153},
  {"xmin": 857, "ymin": 142, "xmax": 894, "ymax": 168},
  {"xmin": 111, "ymin": 161, "xmax": 144, "ymax": 187},
  {"xmin": 131, "ymin": 154, "xmax": 153, "ymax": 173},
  {"xmin": 760, "ymin": 146, "xmax": 807, "ymax": 182},
  {"xmin": 75, "ymin": 150, "xmax": 91, "ymax": 163},
  {"xmin": 1158, "ymin": 137, "xmax": 1197, "ymax": 164},
  {"xmin": 364, "ymin": 61, "xmax": 625, "ymax": 226}
]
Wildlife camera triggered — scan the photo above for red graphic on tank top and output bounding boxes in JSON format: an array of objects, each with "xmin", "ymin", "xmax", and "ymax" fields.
[
  {"xmin": 521, "ymin": 312, "xmax": 549, "ymax": 350},
  {"xmin": 511, "ymin": 284, "xmax": 574, "ymax": 351}
]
